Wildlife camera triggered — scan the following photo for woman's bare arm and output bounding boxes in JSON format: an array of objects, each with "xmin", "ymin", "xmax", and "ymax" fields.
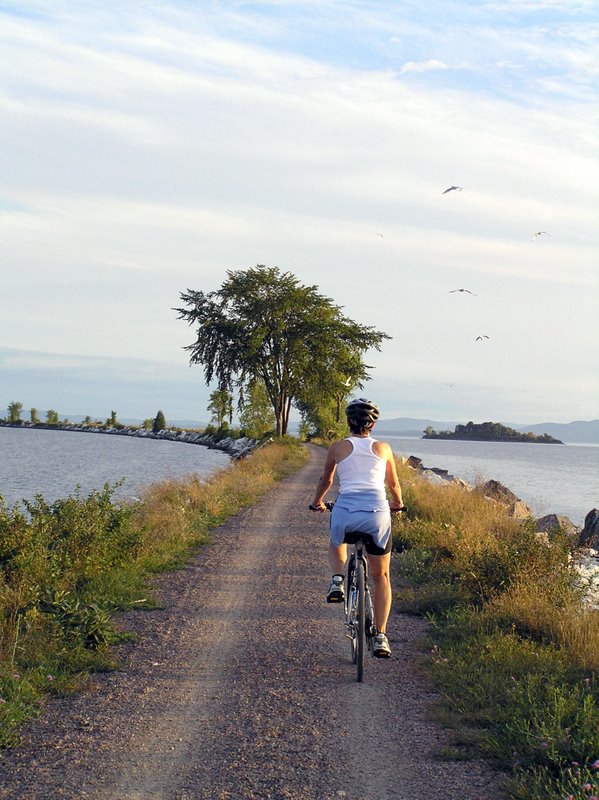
[
  {"xmin": 384, "ymin": 444, "xmax": 404, "ymax": 508},
  {"xmin": 310, "ymin": 446, "xmax": 339, "ymax": 510}
]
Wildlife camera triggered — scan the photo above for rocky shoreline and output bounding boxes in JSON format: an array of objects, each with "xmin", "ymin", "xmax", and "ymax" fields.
[
  {"xmin": 402, "ymin": 453, "xmax": 599, "ymax": 609},
  {"xmin": 0, "ymin": 421, "xmax": 263, "ymax": 459}
]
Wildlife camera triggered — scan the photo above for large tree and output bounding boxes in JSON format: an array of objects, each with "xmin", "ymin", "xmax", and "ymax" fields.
[{"xmin": 176, "ymin": 266, "xmax": 389, "ymax": 436}]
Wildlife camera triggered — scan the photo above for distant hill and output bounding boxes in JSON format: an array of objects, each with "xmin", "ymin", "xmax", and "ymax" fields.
[
  {"xmin": 513, "ymin": 420, "xmax": 599, "ymax": 444},
  {"xmin": 377, "ymin": 417, "xmax": 599, "ymax": 444}
]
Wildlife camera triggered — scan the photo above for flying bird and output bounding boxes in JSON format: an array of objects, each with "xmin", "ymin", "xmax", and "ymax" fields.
[
  {"xmin": 476, "ymin": 335, "xmax": 490, "ymax": 341},
  {"xmin": 442, "ymin": 186, "xmax": 463, "ymax": 194},
  {"xmin": 376, "ymin": 233, "xmax": 384, "ymax": 237},
  {"xmin": 532, "ymin": 231, "xmax": 552, "ymax": 240},
  {"xmin": 449, "ymin": 288, "xmax": 476, "ymax": 295},
  {"xmin": 340, "ymin": 376, "xmax": 352, "ymax": 387}
]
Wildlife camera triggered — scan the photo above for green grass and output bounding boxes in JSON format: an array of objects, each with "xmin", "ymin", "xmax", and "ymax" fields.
[
  {"xmin": 0, "ymin": 439, "xmax": 307, "ymax": 746},
  {"xmin": 392, "ymin": 459, "xmax": 599, "ymax": 800}
]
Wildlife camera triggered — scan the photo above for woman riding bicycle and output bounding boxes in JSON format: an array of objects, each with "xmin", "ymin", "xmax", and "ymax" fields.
[{"xmin": 309, "ymin": 398, "xmax": 405, "ymax": 658}]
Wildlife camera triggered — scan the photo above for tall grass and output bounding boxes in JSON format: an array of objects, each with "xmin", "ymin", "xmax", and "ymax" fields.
[
  {"xmin": 393, "ymin": 461, "xmax": 599, "ymax": 799},
  {"xmin": 0, "ymin": 440, "xmax": 307, "ymax": 746}
]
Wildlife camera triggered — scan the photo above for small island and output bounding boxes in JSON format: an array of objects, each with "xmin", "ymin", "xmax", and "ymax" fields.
[{"xmin": 423, "ymin": 421, "xmax": 563, "ymax": 444}]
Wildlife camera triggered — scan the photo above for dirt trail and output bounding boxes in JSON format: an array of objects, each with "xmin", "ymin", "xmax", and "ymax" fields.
[{"xmin": 0, "ymin": 445, "xmax": 500, "ymax": 800}]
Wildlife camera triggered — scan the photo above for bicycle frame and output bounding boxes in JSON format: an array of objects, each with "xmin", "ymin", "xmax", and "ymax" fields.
[{"xmin": 343, "ymin": 533, "xmax": 375, "ymax": 683}]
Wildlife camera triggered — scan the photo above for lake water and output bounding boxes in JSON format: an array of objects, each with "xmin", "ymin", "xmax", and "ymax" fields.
[
  {"xmin": 1, "ymin": 428, "xmax": 597, "ymax": 527},
  {"xmin": 385, "ymin": 436, "xmax": 599, "ymax": 527},
  {"xmin": 0, "ymin": 427, "xmax": 230, "ymax": 508}
]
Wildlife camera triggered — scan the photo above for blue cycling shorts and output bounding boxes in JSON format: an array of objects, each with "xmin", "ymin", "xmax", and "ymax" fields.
[{"xmin": 329, "ymin": 503, "xmax": 392, "ymax": 556}]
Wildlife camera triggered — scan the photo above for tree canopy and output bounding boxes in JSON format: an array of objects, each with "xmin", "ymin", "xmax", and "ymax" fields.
[{"xmin": 175, "ymin": 266, "xmax": 390, "ymax": 435}]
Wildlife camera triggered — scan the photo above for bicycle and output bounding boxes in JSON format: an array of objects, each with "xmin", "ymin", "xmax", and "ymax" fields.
[{"xmin": 319, "ymin": 500, "xmax": 404, "ymax": 683}]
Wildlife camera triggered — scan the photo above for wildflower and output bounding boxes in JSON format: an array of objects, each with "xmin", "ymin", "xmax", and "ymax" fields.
[
  {"xmin": 0, "ymin": 698, "xmax": 6, "ymax": 704},
  {"xmin": 12, "ymin": 673, "xmax": 20, "ymax": 680},
  {"xmin": 583, "ymin": 785, "xmax": 592, "ymax": 792},
  {"xmin": 539, "ymin": 741, "xmax": 549, "ymax": 749},
  {"xmin": 592, "ymin": 760, "xmax": 599, "ymax": 769},
  {"xmin": 47, "ymin": 675, "xmax": 54, "ymax": 681}
]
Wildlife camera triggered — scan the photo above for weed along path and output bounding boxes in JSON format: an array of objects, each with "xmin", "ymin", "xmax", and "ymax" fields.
[{"xmin": 1, "ymin": 445, "xmax": 499, "ymax": 800}]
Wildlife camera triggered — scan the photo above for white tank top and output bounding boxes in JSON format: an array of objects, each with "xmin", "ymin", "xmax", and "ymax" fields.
[{"xmin": 336, "ymin": 436, "xmax": 386, "ymax": 495}]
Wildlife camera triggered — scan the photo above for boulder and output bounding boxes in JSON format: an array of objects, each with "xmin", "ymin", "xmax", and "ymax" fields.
[
  {"xmin": 482, "ymin": 479, "xmax": 532, "ymax": 519},
  {"xmin": 535, "ymin": 514, "xmax": 579, "ymax": 540},
  {"xmin": 406, "ymin": 455, "xmax": 423, "ymax": 470},
  {"xmin": 420, "ymin": 469, "xmax": 449, "ymax": 486},
  {"xmin": 577, "ymin": 509, "xmax": 599, "ymax": 549},
  {"xmin": 451, "ymin": 476, "xmax": 473, "ymax": 491}
]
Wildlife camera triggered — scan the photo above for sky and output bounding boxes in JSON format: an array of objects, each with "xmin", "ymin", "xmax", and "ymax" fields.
[{"xmin": 1, "ymin": 0, "xmax": 598, "ymax": 425}]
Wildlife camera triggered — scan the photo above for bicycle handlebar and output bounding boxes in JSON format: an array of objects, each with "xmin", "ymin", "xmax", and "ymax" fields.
[{"xmin": 308, "ymin": 501, "xmax": 406, "ymax": 514}]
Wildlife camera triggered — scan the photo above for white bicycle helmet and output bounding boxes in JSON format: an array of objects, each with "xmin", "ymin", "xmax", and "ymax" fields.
[{"xmin": 345, "ymin": 397, "xmax": 380, "ymax": 426}]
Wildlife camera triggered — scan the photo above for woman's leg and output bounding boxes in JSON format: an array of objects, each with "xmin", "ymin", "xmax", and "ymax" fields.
[
  {"xmin": 367, "ymin": 552, "xmax": 392, "ymax": 632},
  {"xmin": 328, "ymin": 541, "xmax": 347, "ymax": 574}
]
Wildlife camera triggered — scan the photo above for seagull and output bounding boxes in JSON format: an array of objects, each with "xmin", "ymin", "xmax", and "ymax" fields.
[
  {"xmin": 340, "ymin": 376, "xmax": 352, "ymax": 387},
  {"xmin": 476, "ymin": 335, "xmax": 490, "ymax": 341},
  {"xmin": 532, "ymin": 231, "xmax": 551, "ymax": 240},
  {"xmin": 442, "ymin": 186, "xmax": 463, "ymax": 194},
  {"xmin": 449, "ymin": 288, "xmax": 476, "ymax": 295},
  {"xmin": 376, "ymin": 233, "xmax": 384, "ymax": 237}
]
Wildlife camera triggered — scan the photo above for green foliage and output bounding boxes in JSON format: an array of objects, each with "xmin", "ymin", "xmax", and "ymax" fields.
[
  {"xmin": 238, "ymin": 381, "xmax": 275, "ymax": 438},
  {"xmin": 175, "ymin": 265, "xmax": 389, "ymax": 435},
  {"xmin": 29, "ymin": 408, "xmax": 40, "ymax": 424},
  {"xmin": 295, "ymin": 344, "xmax": 370, "ymax": 438},
  {"xmin": 425, "ymin": 622, "xmax": 599, "ymax": 799},
  {"xmin": 45, "ymin": 409, "xmax": 59, "ymax": 425},
  {"xmin": 7, "ymin": 402, "xmax": 22, "ymax": 424},
  {"xmin": 394, "ymin": 474, "xmax": 598, "ymax": 799},
  {"xmin": 424, "ymin": 420, "xmax": 563, "ymax": 444},
  {"xmin": 152, "ymin": 410, "xmax": 166, "ymax": 433},
  {"xmin": 0, "ymin": 441, "xmax": 307, "ymax": 746},
  {"xmin": 106, "ymin": 410, "xmax": 118, "ymax": 427},
  {"xmin": 207, "ymin": 389, "xmax": 232, "ymax": 428}
]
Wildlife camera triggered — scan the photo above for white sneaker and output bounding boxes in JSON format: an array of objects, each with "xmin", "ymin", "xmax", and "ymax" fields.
[
  {"xmin": 372, "ymin": 632, "xmax": 391, "ymax": 658},
  {"xmin": 326, "ymin": 575, "xmax": 345, "ymax": 603}
]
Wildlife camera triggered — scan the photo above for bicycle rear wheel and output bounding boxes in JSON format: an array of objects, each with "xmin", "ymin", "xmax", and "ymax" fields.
[
  {"xmin": 356, "ymin": 558, "xmax": 366, "ymax": 682},
  {"xmin": 346, "ymin": 564, "xmax": 357, "ymax": 664}
]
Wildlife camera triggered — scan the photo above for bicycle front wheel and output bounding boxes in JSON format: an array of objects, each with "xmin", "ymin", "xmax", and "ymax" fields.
[{"xmin": 356, "ymin": 558, "xmax": 366, "ymax": 683}]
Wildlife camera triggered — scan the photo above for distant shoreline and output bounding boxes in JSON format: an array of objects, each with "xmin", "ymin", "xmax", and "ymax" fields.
[{"xmin": 0, "ymin": 421, "xmax": 261, "ymax": 459}]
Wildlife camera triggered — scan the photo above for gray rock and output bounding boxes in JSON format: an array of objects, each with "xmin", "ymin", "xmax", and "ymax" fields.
[
  {"xmin": 406, "ymin": 455, "xmax": 423, "ymax": 470},
  {"xmin": 535, "ymin": 514, "xmax": 579, "ymax": 540},
  {"xmin": 481, "ymin": 479, "xmax": 532, "ymax": 519},
  {"xmin": 420, "ymin": 469, "xmax": 448, "ymax": 486},
  {"xmin": 577, "ymin": 508, "xmax": 599, "ymax": 549},
  {"xmin": 451, "ymin": 476, "xmax": 473, "ymax": 491}
]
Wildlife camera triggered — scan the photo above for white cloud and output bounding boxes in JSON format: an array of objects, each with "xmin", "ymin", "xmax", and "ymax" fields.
[
  {"xmin": 399, "ymin": 59, "xmax": 450, "ymax": 74},
  {"xmin": 0, "ymin": 2, "xmax": 597, "ymax": 421}
]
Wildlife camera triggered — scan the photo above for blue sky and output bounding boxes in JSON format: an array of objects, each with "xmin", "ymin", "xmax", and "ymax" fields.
[{"xmin": 1, "ymin": 0, "xmax": 598, "ymax": 424}]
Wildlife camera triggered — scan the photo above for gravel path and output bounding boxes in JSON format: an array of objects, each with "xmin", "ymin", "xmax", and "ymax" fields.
[{"xmin": 0, "ymin": 445, "xmax": 500, "ymax": 800}]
